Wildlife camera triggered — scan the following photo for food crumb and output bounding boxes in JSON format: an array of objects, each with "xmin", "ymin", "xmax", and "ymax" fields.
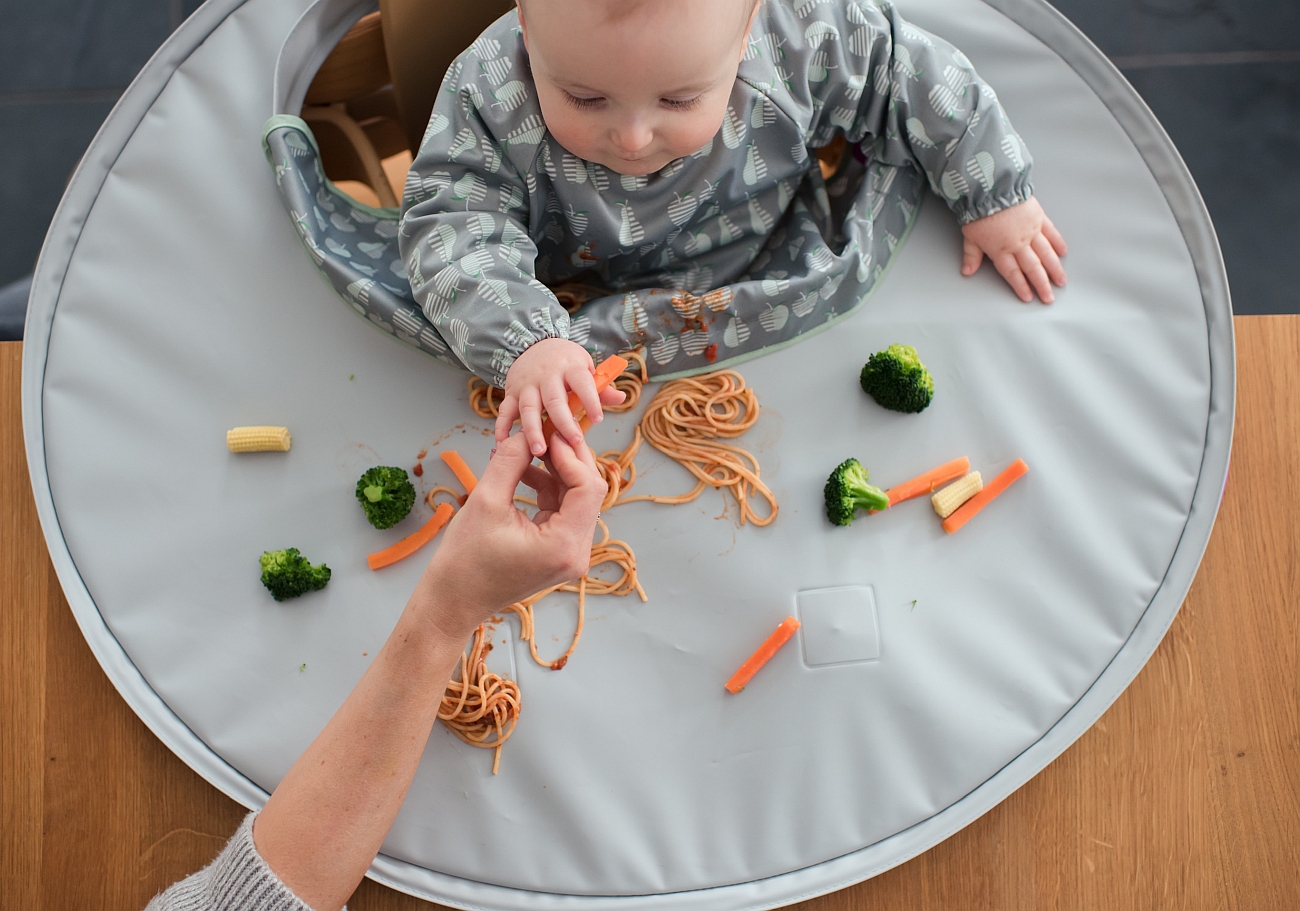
[
  {"xmin": 349, "ymin": 374, "xmax": 355, "ymax": 381},
  {"xmin": 299, "ymin": 663, "xmax": 307, "ymax": 672},
  {"xmin": 910, "ymin": 600, "xmax": 917, "ymax": 611},
  {"xmin": 362, "ymin": 652, "xmax": 368, "ymax": 657},
  {"xmin": 413, "ymin": 462, "xmax": 424, "ymax": 477},
  {"xmin": 704, "ymin": 343, "xmax": 718, "ymax": 363}
]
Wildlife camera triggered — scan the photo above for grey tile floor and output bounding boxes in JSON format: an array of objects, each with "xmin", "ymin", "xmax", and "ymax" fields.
[{"xmin": 0, "ymin": 0, "xmax": 1296, "ymax": 336}]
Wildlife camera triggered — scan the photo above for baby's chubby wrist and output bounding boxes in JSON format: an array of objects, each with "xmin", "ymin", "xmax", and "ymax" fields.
[{"xmin": 504, "ymin": 337, "xmax": 592, "ymax": 390}]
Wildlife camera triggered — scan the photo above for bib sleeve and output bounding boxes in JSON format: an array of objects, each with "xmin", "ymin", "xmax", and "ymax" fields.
[
  {"xmin": 400, "ymin": 66, "xmax": 571, "ymax": 387},
  {"xmin": 786, "ymin": 0, "xmax": 1034, "ymax": 224}
]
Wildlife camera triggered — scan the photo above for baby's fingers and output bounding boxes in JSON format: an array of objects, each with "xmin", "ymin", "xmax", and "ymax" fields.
[
  {"xmin": 494, "ymin": 395, "xmax": 520, "ymax": 445},
  {"xmin": 993, "ymin": 252, "xmax": 1034, "ymax": 303},
  {"xmin": 960, "ymin": 236, "xmax": 985, "ymax": 277},
  {"xmin": 1043, "ymin": 215, "xmax": 1068, "ymax": 257},
  {"xmin": 599, "ymin": 386, "xmax": 627, "ymax": 407},
  {"xmin": 542, "ymin": 380, "xmax": 585, "ymax": 449},
  {"xmin": 518, "ymin": 386, "xmax": 547, "ymax": 456},
  {"xmin": 1032, "ymin": 233, "xmax": 1067, "ymax": 289},
  {"xmin": 566, "ymin": 367, "xmax": 604, "ymax": 430},
  {"xmin": 1016, "ymin": 246, "xmax": 1055, "ymax": 303}
]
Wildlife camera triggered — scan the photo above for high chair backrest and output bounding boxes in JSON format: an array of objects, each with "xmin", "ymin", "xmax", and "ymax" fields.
[{"xmin": 379, "ymin": 0, "xmax": 519, "ymax": 154}]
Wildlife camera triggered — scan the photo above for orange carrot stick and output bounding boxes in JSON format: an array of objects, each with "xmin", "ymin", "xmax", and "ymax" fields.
[
  {"xmin": 725, "ymin": 616, "xmax": 801, "ymax": 694},
  {"xmin": 540, "ymin": 354, "xmax": 629, "ymax": 441},
  {"xmin": 439, "ymin": 450, "xmax": 478, "ymax": 494},
  {"xmin": 367, "ymin": 503, "xmax": 455, "ymax": 570},
  {"xmin": 942, "ymin": 459, "xmax": 1028, "ymax": 534},
  {"xmin": 887, "ymin": 456, "xmax": 970, "ymax": 506}
]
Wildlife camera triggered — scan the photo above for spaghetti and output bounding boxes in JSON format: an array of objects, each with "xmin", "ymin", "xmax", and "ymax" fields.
[
  {"xmin": 449, "ymin": 362, "xmax": 777, "ymax": 773},
  {"xmin": 507, "ymin": 520, "xmax": 646, "ymax": 671},
  {"xmin": 439, "ymin": 623, "xmax": 521, "ymax": 775},
  {"xmin": 616, "ymin": 371, "xmax": 778, "ymax": 527}
]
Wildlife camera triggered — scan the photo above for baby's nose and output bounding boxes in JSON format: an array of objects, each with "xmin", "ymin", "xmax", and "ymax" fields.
[{"xmin": 610, "ymin": 120, "xmax": 653, "ymax": 157}]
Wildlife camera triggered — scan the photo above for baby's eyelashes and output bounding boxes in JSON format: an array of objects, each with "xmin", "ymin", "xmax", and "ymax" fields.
[
  {"xmin": 661, "ymin": 96, "xmax": 702, "ymax": 111},
  {"xmin": 561, "ymin": 92, "xmax": 703, "ymax": 112},
  {"xmin": 564, "ymin": 92, "xmax": 604, "ymax": 111}
]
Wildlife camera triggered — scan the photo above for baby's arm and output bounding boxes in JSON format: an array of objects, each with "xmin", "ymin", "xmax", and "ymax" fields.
[
  {"xmin": 799, "ymin": 0, "xmax": 1065, "ymax": 301},
  {"xmin": 401, "ymin": 73, "xmax": 606, "ymax": 450}
]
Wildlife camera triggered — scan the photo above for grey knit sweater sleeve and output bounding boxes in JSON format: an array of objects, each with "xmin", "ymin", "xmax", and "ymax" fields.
[{"xmin": 144, "ymin": 812, "xmax": 337, "ymax": 911}]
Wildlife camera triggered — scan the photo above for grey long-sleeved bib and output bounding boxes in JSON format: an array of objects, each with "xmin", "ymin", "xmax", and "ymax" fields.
[{"xmin": 399, "ymin": 0, "xmax": 1034, "ymax": 386}]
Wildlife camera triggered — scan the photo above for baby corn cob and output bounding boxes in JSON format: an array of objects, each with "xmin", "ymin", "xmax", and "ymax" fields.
[
  {"xmin": 932, "ymin": 471, "xmax": 982, "ymax": 519},
  {"xmin": 227, "ymin": 426, "xmax": 291, "ymax": 452}
]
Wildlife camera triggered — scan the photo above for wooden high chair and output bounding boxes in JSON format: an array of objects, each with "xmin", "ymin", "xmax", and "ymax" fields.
[{"xmin": 303, "ymin": 0, "xmax": 515, "ymax": 206}]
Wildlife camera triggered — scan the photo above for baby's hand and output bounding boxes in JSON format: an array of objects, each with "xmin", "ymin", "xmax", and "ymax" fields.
[
  {"xmin": 960, "ymin": 197, "xmax": 1068, "ymax": 303},
  {"xmin": 497, "ymin": 338, "xmax": 626, "ymax": 456}
]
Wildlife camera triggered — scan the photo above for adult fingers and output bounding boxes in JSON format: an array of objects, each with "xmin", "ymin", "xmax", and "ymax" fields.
[
  {"xmin": 546, "ymin": 436, "xmax": 605, "ymax": 526},
  {"xmin": 473, "ymin": 433, "xmax": 534, "ymax": 507},
  {"xmin": 535, "ymin": 436, "xmax": 603, "ymax": 579},
  {"xmin": 1016, "ymin": 246, "xmax": 1055, "ymax": 303},
  {"xmin": 518, "ymin": 386, "xmax": 546, "ymax": 456},
  {"xmin": 521, "ymin": 462, "xmax": 561, "ymax": 514},
  {"xmin": 961, "ymin": 236, "xmax": 984, "ymax": 276},
  {"xmin": 1043, "ymin": 215, "xmax": 1068, "ymax": 256},
  {"xmin": 542, "ymin": 378, "xmax": 585, "ymax": 449},
  {"xmin": 494, "ymin": 396, "xmax": 519, "ymax": 445},
  {"xmin": 1032, "ymin": 233, "xmax": 1067, "ymax": 288},
  {"xmin": 567, "ymin": 366, "xmax": 605, "ymax": 428},
  {"xmin": 993, "ymin": 252, "xmax": 1034, "ymax": 303}
]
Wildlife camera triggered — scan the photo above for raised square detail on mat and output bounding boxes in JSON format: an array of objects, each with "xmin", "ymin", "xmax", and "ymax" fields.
[{"xmin": 797, "ymin": 586, "xmax": 880, "ymax": 666}]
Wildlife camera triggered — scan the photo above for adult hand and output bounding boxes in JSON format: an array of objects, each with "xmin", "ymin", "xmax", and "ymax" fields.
[
  {"xmin": 248, "ymin": 432, "xmax": 607, "ymax": 911},
  {"xmin": 495, "ymin": 337, "xmax": 626, "ymax": 456},
  {"xmin": 960, "ymin": 196, "xmax": 1068, "ymax": 303},
  {"xmin": 413, "ymin": 430, "xmax": 607, "ymax": 640}
]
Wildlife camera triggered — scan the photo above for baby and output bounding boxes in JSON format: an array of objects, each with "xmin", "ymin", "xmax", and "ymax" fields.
[{"xmin": 399, "ymin": 0, "xmax": 1067, "ymax": 456}]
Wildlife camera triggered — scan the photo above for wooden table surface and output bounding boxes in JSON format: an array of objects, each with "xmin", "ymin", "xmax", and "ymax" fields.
[{"xmin": 3, "ymin": 317, "xmax": 1298, "ymax": 910}]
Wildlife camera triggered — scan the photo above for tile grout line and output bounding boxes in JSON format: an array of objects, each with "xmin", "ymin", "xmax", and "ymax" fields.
[
  {"xmin": 1111, "ymin": 49, "xmax": 1300, "ymax": 69},
  {"xmin": 0, "ymin": 89, "xmax": 125, "ymax": 106}
]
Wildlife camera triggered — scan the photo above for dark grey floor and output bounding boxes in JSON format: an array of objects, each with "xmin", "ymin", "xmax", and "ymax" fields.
[
  {"xmin": 1050, "ymin": 0, "xmax": 1300, "ymax": 316},
  {"xmin": 0, "ymin": 0, "xmax": 1297, "ymax": 335}
]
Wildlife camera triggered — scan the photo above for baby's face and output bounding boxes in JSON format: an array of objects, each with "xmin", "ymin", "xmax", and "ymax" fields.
[{"xmin": 519, "ymin": 0, "xmax": 758, "ymax": 176}]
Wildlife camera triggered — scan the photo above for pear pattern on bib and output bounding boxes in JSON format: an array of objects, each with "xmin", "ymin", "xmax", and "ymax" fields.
[{"xmin": 270, "ymin": 0, "xmax": 1034, "ymax": 382}]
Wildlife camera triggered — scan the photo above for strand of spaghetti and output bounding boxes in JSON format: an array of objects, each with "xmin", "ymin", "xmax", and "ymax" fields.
[
  {"xmin": 507, "ymin": 522, "xmax": 645, "ymax": 670},
  {"xmin": 595, "ymin": 425, "xmax": 642, "ymax": 509},
  {"xmin": 613, "ymin": 371, "xmax": 777, "ymax": 526},
  {"xmin": 425, "ymin": 484, "xmax": 465, "ymax": 510},
  {"xmin": 438, "ymin": 623, "xmax": 521, "ymax": 774}
]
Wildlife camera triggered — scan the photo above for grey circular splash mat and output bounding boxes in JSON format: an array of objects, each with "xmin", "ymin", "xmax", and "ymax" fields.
[{"xmin": 22, "ymin": 0, "xmax": 1232, "ymax": 907}]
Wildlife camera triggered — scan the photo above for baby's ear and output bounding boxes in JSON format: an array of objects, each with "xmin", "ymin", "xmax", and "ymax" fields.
[
  {"xmin": 515, "ymin": 0, "xmax": 528, "ymax": 44},
  {"xmin": 737, "ymin": 1, "xmax": 761, "ymax": 63}
]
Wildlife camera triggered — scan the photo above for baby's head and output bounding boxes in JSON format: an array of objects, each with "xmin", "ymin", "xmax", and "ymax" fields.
[{"xmin": 517, "ymin": 0, "xmax": 759, "ymax": 176}]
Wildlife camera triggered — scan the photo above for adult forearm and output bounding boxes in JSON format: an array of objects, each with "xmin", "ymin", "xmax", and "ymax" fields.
[{"xmin": 252, "ymin": 589, "xmax": 471, "ymax": 911}]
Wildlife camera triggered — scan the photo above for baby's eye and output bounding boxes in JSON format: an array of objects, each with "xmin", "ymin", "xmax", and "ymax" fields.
[
  {"xmin": 662, "ymin": 96, "xmax": 702, "ymax": 111},
  {"xmin": 564, "ymin": 92, "xmax": 605, "ymax": 111}
]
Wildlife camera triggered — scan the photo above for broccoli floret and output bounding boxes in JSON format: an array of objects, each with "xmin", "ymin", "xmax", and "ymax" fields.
[
  {"xmin": 259, "ymin": 548, "xmax": 331, "ymax": 601},
  {"xmin": 824, "ymin": 458, "xmax": 890, "ymax": 526},
  {"xmin": 355, "ymin": 466, "xmax": 416, "ymax": 529},
  {"xmin": 859, "ymin": 344, "xmax": 934, "ymax": 413}
]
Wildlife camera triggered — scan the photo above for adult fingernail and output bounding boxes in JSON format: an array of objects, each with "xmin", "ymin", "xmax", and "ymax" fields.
[{"xmin": 490, "ymin": 448, "xmax": 497, "ymax": 459}]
